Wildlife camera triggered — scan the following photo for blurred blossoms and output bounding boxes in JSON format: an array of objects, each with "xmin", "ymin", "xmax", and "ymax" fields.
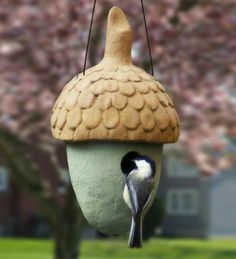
[{"xmin": 0, "ymin": 0, "xmax": 235, "ymax": 174}]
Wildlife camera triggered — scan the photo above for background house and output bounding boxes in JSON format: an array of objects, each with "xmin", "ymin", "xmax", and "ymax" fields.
[{"xmin": 158, "ymin": 142, "xmax": 236, "ymax": 238}]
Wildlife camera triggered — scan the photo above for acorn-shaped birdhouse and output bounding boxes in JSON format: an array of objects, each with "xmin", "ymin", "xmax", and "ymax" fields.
[{"xmin": 51, "ymin": 7, "xmax": 180, "ymax": 236}]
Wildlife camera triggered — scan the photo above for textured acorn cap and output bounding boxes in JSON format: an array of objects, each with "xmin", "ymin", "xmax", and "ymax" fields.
[{"xmin": 51, "ymin": 7, "xmax": 180, "ymax": 143}]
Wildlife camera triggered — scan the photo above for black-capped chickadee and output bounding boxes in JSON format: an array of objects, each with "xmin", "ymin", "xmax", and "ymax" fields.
[{"xmin": 121, "ymin": 151, "xmax": 156, "ymax": 248}]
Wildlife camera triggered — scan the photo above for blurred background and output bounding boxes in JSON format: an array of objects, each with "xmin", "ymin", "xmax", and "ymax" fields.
[{"xmin": 0, "ymin": 0, "xmax": 236, "ymax": 258}]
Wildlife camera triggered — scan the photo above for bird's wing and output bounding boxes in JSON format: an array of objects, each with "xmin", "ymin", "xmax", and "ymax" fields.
[
  {"xmin": 125, "ymin": 176, "xmax": 139, "ymax": 215},
  {"xmin": 143, "ymin": 190, "xmax": 154, "ymax": 210}
]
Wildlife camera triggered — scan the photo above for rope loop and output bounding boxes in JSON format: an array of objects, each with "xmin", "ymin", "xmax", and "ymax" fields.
[{"xmin": 83, "ymin": 0, "xmax": 154, "ymax": 76}]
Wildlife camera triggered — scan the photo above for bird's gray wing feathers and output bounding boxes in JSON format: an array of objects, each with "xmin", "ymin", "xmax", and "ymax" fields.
[
  {"xmin": 128, "ymin": 176, "xmax": 154, "ymax": 214},
  {"xmin": 143, "ymin": 190, "xmax": 154, "ymax": 210},
  {"xmin": 126, "ymin": 178, "xmax": 139, "ymax": 215}
]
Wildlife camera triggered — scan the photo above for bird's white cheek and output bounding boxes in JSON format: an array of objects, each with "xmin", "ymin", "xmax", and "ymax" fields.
[{"xmin": 123, "ymin": 184, "xmax": 132, "ymax": 210}]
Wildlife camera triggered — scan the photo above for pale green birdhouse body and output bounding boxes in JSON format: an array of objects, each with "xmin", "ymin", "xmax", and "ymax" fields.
[{"xmin": 67, "ymin": 142, "xmax": 162, "ymax": 235}]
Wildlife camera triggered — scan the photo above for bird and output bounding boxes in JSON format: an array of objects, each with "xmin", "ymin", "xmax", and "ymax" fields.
[{"xmin": 120, "ymin": 151, "xmax": 156, "ymax": 248}]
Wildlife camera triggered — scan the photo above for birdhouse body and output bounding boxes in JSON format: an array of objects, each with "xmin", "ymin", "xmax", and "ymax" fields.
[
  {"xmin": 67, "ymin": 142, "xmax": 162, "ymax": 235},
  {"xmin": 51, "ymin": 7, "xmax": 180, "ymax": 236}
]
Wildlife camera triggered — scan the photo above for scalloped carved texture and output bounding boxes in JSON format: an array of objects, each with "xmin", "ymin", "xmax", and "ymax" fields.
[
  {"xmin": 51, "ymin": 6, "xmax": 180, "ymax": 144},
  {"xmin": 51, "ymin": 64, "xmax": 180, "ymax": 143}
]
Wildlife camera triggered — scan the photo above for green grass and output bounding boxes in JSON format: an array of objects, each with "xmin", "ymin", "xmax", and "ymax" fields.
[{"xmin": 0, "ymin": 238, "xmax": 235, "ymax": 259}]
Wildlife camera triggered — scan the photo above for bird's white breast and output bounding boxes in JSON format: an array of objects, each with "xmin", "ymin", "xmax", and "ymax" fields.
[{"xmin": 123, "ymin": 184, "xmax": 132, "ymax": 210}]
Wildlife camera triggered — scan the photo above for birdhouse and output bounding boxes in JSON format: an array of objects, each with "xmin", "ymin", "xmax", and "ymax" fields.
[{"xmin": 51, "ymin": 7, "xmax": 180, "ymax": 236}]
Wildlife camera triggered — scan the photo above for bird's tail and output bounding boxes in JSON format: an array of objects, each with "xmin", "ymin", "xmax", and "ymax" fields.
[{"xmin": 128, "ymin": 214, "xmax": 142, "ymax": 248}]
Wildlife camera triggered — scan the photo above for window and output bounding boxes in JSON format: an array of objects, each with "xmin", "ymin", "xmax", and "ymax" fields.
[
  {"xmin": 169, "ymin": 192, "xmax": 179, "ymax": 211},
  {"xmin": 167, "ymin": 157, "xmax": 199, "ymax": 178},
  {"xmin": 0, "ymin": 166, "xmax": 9, "ymax": 192},
  {"xmin": 167, "ymin": 189, "xmax": 198, "ymax": 215}
]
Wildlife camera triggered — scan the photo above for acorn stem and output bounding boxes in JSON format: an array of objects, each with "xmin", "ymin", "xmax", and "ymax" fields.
[{"xmin": 103, "ymin": 6, "xmax": 132, "ymax": 65}]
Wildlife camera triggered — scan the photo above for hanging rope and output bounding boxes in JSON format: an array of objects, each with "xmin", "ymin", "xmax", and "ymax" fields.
[
  {"xmin": 83, "ymin": 0, "xmax": 97, "ymax": 75},
  {"xmin": 140, "ymin": 0, "xmax": 154, "ymax": 75},
  {"xmin": 83, "ymin": 0, "xmax": 154, "ymax": 76}
]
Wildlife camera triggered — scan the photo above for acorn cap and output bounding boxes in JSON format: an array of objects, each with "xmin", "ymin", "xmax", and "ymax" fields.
[{"xmin": 51, "ymin": 7, "xmax": 180, "ymax": 143}]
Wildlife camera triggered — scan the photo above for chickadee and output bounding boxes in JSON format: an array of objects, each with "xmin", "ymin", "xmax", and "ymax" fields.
[{"xmin": 121, "ymin": 151, "xmax": 156, "ymax": 248}]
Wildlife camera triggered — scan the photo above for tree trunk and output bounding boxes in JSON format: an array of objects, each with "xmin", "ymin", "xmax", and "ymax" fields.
[
  {"xmin": 54, "ymin": 234, "xmax": 82, "ymax": 259},
  {"xmin": 53, "ymin": 184, "xmax": 85, "ymax": 259}
]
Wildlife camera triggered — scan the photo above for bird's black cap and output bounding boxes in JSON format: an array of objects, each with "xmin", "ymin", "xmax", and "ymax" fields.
[{"xmin": 120, "ymin": 151, "xmax": 156, "ymax": 176}]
